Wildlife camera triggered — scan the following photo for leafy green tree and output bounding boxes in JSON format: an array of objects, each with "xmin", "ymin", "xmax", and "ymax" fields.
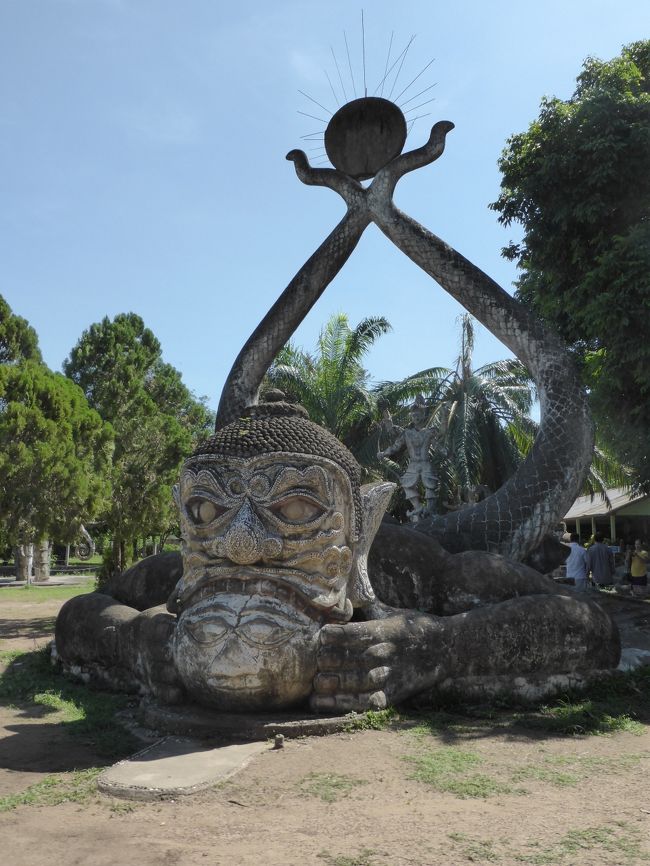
[
  {"xmin": 378, "ymin": 315, "xmax": 535, "ymax": 506},
  {"xmin": 0, "ymin": 294, "xmax": 42, "ymax": 363},
  {"xmin": 490, "ymin": 40, "xmax": 650, "ymax": 489},
  {"xmin": 0, "ymin": 361, "xmax": 113, "ymax": 579},
  {"xmin": 64, "ymin": 313, "xmax": 212, "ymax": 573},
  {"xmin": 265, "ymin": 313, "xmax": 391, "ymax": 473},
  {"xmin": 64, "ymin": 312, "xmax": 161, "ymax": 418}
]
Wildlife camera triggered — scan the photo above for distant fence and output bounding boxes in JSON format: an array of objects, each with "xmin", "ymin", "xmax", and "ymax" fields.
[{"xmin": 0, "ymin": 564, "xmax": 98, "ymax": 578}]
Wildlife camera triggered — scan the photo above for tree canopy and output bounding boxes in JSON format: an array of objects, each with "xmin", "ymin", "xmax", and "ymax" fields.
[
  {"xmin": 0, "ymin": 360, "xmax": 112, "ymax": 547},
  {"xmin": 491, "ymin": 40, "xmax": 650, "ymax": 488},
  {"xmin": 0, "ymin": 294, "xmax": 42, "ymax": 364},
  {"xmin": 0, "ymin": 298, "xmax": 112, "ymax": 557},
  {"xmin": 378, "ymin": 315, "xmax": 536, "ymax": 504},
  {"xmin": 265, "ymin": 313, "xmax": 391, "ymax": 472},
  {"xmin": 64, "ymin": 312, "xmax": 213, "ymax": 571}
]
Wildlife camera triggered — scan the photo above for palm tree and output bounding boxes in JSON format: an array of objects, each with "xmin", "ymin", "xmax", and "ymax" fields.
[
  {"xmin": 377, "ymin": 314, "xmax": 536, "ymax": 505},
  {"xmin": 265, "ymin": 313, "xmax": 391, "ymax": 473}
]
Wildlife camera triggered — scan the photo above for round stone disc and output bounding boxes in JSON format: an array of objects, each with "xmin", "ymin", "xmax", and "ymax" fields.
[{"xmin": 325, "ymin": 97, "xmax": 407, "ymax": 180}]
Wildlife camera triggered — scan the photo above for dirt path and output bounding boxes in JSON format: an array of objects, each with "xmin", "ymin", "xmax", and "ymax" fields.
[{"xmin": 1, "ymin": 591, "xmax": 650, "ymax": 866}]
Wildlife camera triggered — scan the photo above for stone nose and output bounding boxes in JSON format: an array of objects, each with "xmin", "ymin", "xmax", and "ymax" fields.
[{"xmin": 223, "ymin": 500, "xmax": 267, "ymax": 565}]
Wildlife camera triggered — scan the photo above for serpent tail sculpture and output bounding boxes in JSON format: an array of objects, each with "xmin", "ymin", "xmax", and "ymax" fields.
[{"xmin": 216, "ymin": 98, "xmax": 593, "ymax": 561}]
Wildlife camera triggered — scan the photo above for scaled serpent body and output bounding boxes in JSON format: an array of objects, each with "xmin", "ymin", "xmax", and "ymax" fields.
[{"xmin": 216, "ymin": 120, "xmax": 593, "ymax": 561}]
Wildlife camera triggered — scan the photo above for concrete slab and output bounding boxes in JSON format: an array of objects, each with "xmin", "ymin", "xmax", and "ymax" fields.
[{"xmin": 98, "ymin": 736, "xmax": 268, "ymax": 801}]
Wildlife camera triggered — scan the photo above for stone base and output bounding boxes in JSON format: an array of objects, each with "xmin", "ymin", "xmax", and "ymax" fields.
[{"xmin": 140, "ymin": 700, "xmax": 367, "ymax": 742}]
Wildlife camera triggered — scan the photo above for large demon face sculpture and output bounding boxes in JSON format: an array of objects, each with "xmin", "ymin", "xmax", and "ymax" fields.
[{"xmin": 169, "ymin": 402, "xmax": 391, "ymax": 712}]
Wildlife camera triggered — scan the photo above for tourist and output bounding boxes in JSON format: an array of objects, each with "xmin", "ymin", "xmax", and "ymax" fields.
[
  {"xmin": 586, "ymin": 533, "xmax": 615, "ymax": 588},
  {"xmin": 628, "ymin": 539, "xmax": 649, "ymax": 596},
  {"xmin": 565, "ymin": 533, "xmax": 588, "ymax": 592}
]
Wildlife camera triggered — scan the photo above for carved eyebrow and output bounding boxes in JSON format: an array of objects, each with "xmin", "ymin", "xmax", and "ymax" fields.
[
  {"xmin": 268, "ymin": 466, "xmax": 331, "ymax": 501},
  {"xmin": 184, "ymin": 486, "xmax": 223, "ymax": 501},
  {"xmin": 181, "ymin": 468, "xmax": 229, "ymax": 500},
  {"xmin": 268, "ymin": 488, "xmax": 326, "ymax": 506}
]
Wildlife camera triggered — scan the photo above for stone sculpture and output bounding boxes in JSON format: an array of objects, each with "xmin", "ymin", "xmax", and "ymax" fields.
[
  {"xmin": 378, "ymin": 396, "xmax": 441, "ymax": 521},
  {"xmin": 169, "ymin": 400, "xmax": 387, "ymax": 710},
  {"xmin": 54, "ymin": 95, "xmax": 620, "ymax": 715},
  {"xmin": 56, "ymin": 395, "xmax": 620, "ymax": 712}
]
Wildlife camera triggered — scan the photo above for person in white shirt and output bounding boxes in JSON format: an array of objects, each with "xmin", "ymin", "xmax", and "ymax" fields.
[{"xmin": 565, "ymin": 533, "xmax": 588, "ymax": 592}]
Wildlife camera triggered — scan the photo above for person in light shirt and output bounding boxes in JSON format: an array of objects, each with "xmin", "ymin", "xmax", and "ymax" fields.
[{"xmin": 565, "ymin": 533, "xmax": 589, "ymax": 592}]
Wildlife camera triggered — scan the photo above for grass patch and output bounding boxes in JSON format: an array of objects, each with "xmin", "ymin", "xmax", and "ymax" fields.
[
  {"xmin": 0, "ymin": 647, "xmax": 138, "ymax": 758},
  {"xmin": 0, "ymin": 579, "xmax": 95, "ymax": 603},
  {"xmin": 512, "ymin": 751, "xmax": 647, "ymax": 790},
  {"xmin": 404, "ymin": 710, "xmax": 494, "ymax": 738},
  {"xmin": 344, "ymin": 708, "xmax": 397, "ymax": 732},
  {"xmin": 448, "ymin": 832, "xmax": 501, "ymax": 862},
  {"xmin": 510, "ymin": 765, "xmax": 579, "ymax": 787},
  {"xmin": 300, "ymin": 772, "xmax": 367, "ymax": 803},
  {"xmin": 405, "ymin": 665, "xmax": 650, "ymax": 738},
  {"xmin": 0, "ymin": 768, "xmax": 102, "ymax": 812},
  {"xmin": 514, "ymin": 700, "xmax": 645, "ymax": 736},
  {"xmin": 318, "ymin": 850, "xmax": 377, "ymax": 866},
  {"xmin": 403, "ymin": 735, "xmax": 649, "ymax": 799},
  {"xmin": 0, "ymin": 649, "xmax": 25, "ymax": 665},
  {"xmin": 525, "ymin": 667, "xmax": 650, "ymax": 735},
  {"xmin": 404, "ymin": 747, "xmax": 517, "ymax": 798},
  {"xmin": 447, "ymin": 823, "xmax": 650, "ymax": 864},
  {"xmin": 517, "ymin": 821, "xmax": 649, "ymax": 863}
]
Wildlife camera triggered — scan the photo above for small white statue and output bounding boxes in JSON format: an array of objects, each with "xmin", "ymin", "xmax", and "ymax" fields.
[{"xmin": 378, "ymin": 396, "xmax": 441, "ymax": 522}]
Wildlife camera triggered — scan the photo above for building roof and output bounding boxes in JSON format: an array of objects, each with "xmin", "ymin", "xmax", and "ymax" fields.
[{"xmin": 564, "ymin": 487, "xmax": 646, "ymax": 520}]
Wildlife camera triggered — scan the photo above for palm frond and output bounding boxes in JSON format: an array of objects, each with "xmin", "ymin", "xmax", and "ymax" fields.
[{"xmin": 344, "ymin": 316, "xmax": 392, "ymax": 366}]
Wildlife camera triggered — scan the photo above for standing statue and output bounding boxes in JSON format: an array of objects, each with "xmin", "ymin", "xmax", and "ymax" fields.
[
  {"xmin": 54, "ymin": 94, "xmax": 619, "ymax": 715},
  {"xmin": 378, "ymin": 396, "xmax": 441, "ymax": 521}
]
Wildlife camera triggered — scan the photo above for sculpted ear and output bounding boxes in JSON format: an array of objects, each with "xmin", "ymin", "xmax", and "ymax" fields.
[{"xmin": 347, "ymin": 482, "xmax": 396, "ymax": 606}]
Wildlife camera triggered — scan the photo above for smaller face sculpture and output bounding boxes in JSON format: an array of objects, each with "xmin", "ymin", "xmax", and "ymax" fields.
[
  {"xmin": 410, "ymin": 405, "xmax": 427, "ymax": 430},
  {"xmin": 171, "ymin": 409, "xmax": 363, "ymax": 712}
]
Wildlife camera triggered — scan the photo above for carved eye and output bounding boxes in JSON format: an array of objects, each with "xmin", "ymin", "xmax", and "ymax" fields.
[
  {"xmin": 238, "ymin": 616, "xmax": 298, "ymax": 648},
  {"xmin": 184, "ymin": 616, "xmax": 230, "ymax": 645},
  {"xmin": 187, "ymin": 498, "xmax": 227, "ymax": 525},
  {"xmin": 269, "ymin": 495, "xmax": 324, "ymax": 524}
]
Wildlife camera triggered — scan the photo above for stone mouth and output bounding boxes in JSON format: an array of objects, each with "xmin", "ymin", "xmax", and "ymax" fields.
[
  {"xmin": 178, "ymin": 571, "xmax": 326, "ymax": 621},
  {"xmin": 204, "ymin": 678, "xmax": 252, "ymax": 692}
]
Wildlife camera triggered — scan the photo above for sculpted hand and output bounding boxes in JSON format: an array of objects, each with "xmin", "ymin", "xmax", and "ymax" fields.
[
  {"xmin": 121, "ymin": 607, "xmax": 185, "ymax": 704},
  {"xmin": 310, "ymin": 612, "xmax": 442, "ymax": 713}
]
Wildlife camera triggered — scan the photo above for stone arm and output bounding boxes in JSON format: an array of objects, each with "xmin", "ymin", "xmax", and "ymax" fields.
[
  {"xmin": 311, "ymin": 594, "xmax": 620, "ymax": 712},
  {"xmin": 54, "ymin": 592, "xmax": 184, "ymax": 704},
  {"xmin": 365, "ymin": 122, "xmax": 594, "ymax": 560},
  {"xmin": 215, "ymin": 156, "xmax": 368, "ymax": 428},
  {"xmin": 378, "ymin": 429, "xmax": 406, "ymax": 461}
]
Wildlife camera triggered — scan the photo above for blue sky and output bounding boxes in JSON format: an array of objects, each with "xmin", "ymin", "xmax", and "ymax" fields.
[{"xmin": 1, "ymin": 0, "xmax": 646, "ymax": 411}]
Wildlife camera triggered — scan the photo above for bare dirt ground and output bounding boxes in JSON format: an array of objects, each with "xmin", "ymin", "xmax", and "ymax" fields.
[{"xmin": 1, "ymin": 590, "xmax": 650, "ymax": 866}]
